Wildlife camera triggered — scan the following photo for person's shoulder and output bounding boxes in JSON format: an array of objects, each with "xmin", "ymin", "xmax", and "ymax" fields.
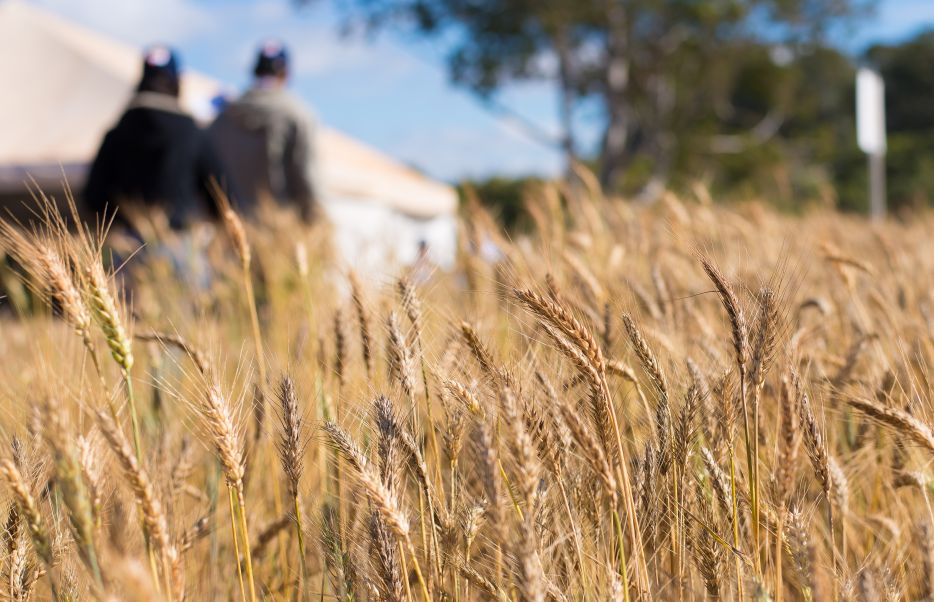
[
  {"xmin": 274, "ymin": 90, "xmax": 315, "ymax": 123},
  {"xmin": 147, "ymin": 110, "xmax": 204, "ymax": 146},
  {"xmin": 208, "ymin": 101, "xmax": 236, "ymax": 127},
  {"xmin": 227, "ymin": 87, "xmax": 315, "ymax": 126},
  {"xmin": 123, "ymin": 102, "xmax": 197, "ymax": 128},
  {"xmin": 108, "ymin": 107, "xmax": 147, "ymax": 136},
  {"xmin": 116, "ymin": 106, "xmax": 146, "ymax": 123},
  {"xmin": 160, "ymin": 109, "xmax": 199, "ymax": 134}
]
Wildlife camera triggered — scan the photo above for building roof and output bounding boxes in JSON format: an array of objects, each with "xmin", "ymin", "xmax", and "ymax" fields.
[{"xmin": 0, "ymin": 0, "xmax": 458, "ymax": 219}]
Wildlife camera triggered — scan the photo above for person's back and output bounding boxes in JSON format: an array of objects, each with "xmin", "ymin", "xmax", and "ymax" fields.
[
  {"xmin": 84, "ymin": 46, "xmax": 225, "ymax": 230},
  {"xmin": 208, "ymin": 40, "xmax": 319, "ymax": 222}
]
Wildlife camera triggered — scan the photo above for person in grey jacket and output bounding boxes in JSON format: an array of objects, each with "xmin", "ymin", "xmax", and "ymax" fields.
[{"xmin": 208, "ymin": 40, "xmax": 319, "ymax": 222}]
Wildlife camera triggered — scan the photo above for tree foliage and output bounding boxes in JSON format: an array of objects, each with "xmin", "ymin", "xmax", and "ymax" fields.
[
  {"xmin": 329, "ymin": 0, "xmax": 872, "ymax": 193},
  {"xmin": 318, "ymin": 1, "xmax": 934, "ymax": 213}
]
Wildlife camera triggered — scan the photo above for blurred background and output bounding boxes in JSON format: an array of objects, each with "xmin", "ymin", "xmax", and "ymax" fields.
[{"xmin": 5, "ymin": 0, "xmax": 934, "ymax": 224}]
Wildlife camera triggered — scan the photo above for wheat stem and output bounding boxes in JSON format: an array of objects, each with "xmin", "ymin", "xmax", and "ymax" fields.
[
  {"xmin": 406, "ymin": 539, "xmax": 432, "ymax": 602},
  {"xmin": 729, "ymin": 446, "xmax": 744, "ymax": 600},
  {"xmin": 294, "ymin": 494, "xmax": 308, "ymax": 598},
  {"xmin": 236, "ymin": 486, "xmax": 257, "ymax": 602},
  {"xmin": 123, "ymin": 368, "xmax": 143, "ymax": 461},
  {"xmin": 228, "ymin": 486, "xmax": 247, "ymax": 602}
]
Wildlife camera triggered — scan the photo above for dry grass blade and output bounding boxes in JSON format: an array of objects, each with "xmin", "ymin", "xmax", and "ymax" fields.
[{"xmin": 135, "ymin": 331, "xmax": 208, "ymax": 376}]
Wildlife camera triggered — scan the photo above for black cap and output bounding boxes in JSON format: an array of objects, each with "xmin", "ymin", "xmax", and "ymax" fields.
[
  {"xmin": 254, "ymin": 39, "xmax": 289, "ymax": 77},
  {"xmin": 142, "ymin": 44, "xmax": 180, "ymax": 81}
]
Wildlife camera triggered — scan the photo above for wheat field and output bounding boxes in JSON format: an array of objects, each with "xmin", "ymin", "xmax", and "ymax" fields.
[{"xmin": 0, "ymin": 180, "xmax": 932, "ymax": 601}]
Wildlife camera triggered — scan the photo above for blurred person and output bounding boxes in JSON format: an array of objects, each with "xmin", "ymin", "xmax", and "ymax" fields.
[
  {"xmin": 84, "ymin": 44, "xmax": 228, "ymax": 232},
  {"xmin": 410, "ymin": 239, "xmax": 434, "ymax": 284},
  {"xmin": 208, "ymin": 40, "xmax": 320, "ymax": 223}
]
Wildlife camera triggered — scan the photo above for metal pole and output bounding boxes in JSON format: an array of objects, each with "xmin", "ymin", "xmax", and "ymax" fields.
[{"xmin": 868, "ymin": 152, "xmax": 886, "ymax": 220}]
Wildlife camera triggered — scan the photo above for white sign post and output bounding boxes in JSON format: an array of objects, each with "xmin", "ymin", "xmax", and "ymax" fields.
[{"xmin": 856, "ymin": 67, "xmax": 887, "ymax": 220}]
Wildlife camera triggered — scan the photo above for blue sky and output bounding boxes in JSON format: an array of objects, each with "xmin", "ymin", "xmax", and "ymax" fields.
[{"xmin": 35, "ymin": 0, "xmax": 934, "ymax": 182}]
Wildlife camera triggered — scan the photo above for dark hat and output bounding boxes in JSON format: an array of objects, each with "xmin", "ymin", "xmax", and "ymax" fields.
[
  {"xmin": 142, "ymin": 45, "xmax": 180, "ymax": 80},
  {"xmin": 254, "ymin": 39, "xmax": 289, "ymax": 77}
]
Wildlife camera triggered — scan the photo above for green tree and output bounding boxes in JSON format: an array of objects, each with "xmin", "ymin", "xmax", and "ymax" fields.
[
  {"xmin": 325, "ymin": 0, "xmax": 872, "ymax": 195},
  {"xmin": 868, "ymin": 31, "xmax": 934, "ymax": 132},
  {"xmin": 702, "ymin": 43, "xmax": 860, "ymax": 209}
]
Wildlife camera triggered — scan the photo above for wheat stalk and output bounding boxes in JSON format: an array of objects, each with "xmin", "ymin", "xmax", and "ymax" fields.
[
  {"xmin": 0, "ymin": 460, "xmax": 53, "ymax": 569},
  {"xmin": 700, "ymin": 257, "xmax": 759, "ymax": 578},
  {"xmin": 323, "ymin": 422, "xmax": 431, "ymax": 600},
  {"xmin": 41, "ymin": 404, "xmax": 104, "ymax": 591},
  {"xmin": 96, "ymin": 408, "xmax": 177, "ymax": 598},
  {"xmin": 387, "ymin": 311, "xmax": 415, "ymax": 400},
  {"xmin": 276, "ymin": 376, "xmax": 308, "ymax": 595},
  {"xmin": 348, "ymin": 270, "xmax": 374, "ymax": 378},
  {"xmin": 195, "ymin": 382, "xmax": 255, "ymax": 602}
]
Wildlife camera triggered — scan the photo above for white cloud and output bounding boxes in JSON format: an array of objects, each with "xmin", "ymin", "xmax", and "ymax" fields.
[{"xmin": 34, "ymin": 0, "xmax": 214, "ymax": 45}]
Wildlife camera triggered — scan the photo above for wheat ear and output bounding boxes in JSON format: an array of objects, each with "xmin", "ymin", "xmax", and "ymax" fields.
[
  {"xmin": 96, "ymin": 409, "xmax": 177, "ymax": 598},
  {"xmin": 323, "ymin": 422, "xmax": 431, "ymax": 601},
  {"xmin": 700, "ymin": 258, "xmax": 758, "ymax": 575},
  {"xmin": 848, "ymin": 397, "xmax": 934, "ymax": 453},
  {"xmin": 276, "ymin": 376, "xmax": 309, "ymax": 594}
]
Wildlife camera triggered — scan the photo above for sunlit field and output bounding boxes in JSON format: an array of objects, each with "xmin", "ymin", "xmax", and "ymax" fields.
[{"xmin": 1, "ymin": 179, "xmax": 932, "ymax": 601}]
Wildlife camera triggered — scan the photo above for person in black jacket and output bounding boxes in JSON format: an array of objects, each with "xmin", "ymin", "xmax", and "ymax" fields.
[{"xmin": 84, "ymin": 45, "xmax": 227, "ymax": 230}]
